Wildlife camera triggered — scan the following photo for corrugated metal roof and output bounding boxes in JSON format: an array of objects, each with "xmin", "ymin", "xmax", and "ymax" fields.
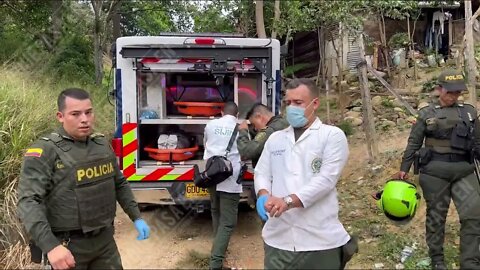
[
  {"xmin": 347, "ymin": 35, "xmax": 361, "ymax": 73},
  {"xmin": 418, "ymin": 1, "xmax": 460, "ymax": 8}
]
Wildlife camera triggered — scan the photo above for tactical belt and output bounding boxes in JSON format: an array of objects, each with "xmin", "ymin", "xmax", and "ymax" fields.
[
  {"xmin": 430, "ymin": 152, "xmax": 470, "ymax": 163},
  {"xmin": 53, "ymin": 227, "xmax": 107, "ymax": 239}
]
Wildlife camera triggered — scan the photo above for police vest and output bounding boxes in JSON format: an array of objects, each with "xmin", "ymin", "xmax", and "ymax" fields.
[
  {"xmin": 423, "ymin": 104, "xmax": 476, "ymax": 155},
  {"xmin": 41, "ymin": 132, "xmax": 117, "ymax": 233}
]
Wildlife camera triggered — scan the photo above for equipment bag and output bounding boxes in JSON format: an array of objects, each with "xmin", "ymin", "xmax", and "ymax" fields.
[{"xmin": 193, "ymin": 124, "xmax": 239, "ymax": 188}]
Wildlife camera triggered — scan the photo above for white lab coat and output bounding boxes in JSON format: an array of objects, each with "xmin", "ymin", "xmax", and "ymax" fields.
[
  {"xmin": 204, "ymin": 115, "xmax": 242, "ymax": 193},
  {"xmin": 254, "ymin": 118, "xmax": 350, "ymax": 251}
]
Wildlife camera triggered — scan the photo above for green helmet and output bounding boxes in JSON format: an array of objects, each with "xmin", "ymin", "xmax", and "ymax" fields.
[{"xmin": 373, "ymin": 179, "xmax": 421, "ymax": 222}]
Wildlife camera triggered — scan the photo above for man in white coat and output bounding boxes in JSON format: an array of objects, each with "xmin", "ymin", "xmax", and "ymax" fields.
[
  {"xmin": 203, "ymin": 102, "xmax": 242, "ymax": 270},
  {"xmin": 254, "ymin": 78, "xmax": 353, "ymax": 269}
]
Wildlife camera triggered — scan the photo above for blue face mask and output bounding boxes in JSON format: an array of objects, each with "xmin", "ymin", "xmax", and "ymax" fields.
[
  {"xmin": 286, "ymin": 106, "xmax": 308, "ymax": 128},
  {"xmin": 285, "ymin": 100, "xmax": 316, "ymax": 128}
]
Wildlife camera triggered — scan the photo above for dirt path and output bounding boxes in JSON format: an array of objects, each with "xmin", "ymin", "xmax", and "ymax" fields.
[{"xmin": 114, "ymin": 130, "xmax": 417, "ymax": 269}]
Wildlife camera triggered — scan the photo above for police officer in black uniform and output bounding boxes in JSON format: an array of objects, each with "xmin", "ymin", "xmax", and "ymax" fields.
[
  {"xmin": 396, "ymin": 70, "xmax": 480, "ymax": 270},
  {"xmin": 17, "ymin": 88, "xmax": 150, "ymax": 269}
]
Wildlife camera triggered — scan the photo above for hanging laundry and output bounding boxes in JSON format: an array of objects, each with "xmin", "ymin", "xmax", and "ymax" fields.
[{"xmin": 432, "ymin": 11, "xmax": 452, "ymax": 35}]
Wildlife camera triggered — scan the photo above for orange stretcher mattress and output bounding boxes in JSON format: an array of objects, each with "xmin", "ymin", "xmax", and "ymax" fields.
[
  {"xmin": 173, "ymin": 101, "xmax": 224, "ymax": 117},
  {"xmin": 144, "ymin": 145, "xmax": 199, "ymax": 162}
]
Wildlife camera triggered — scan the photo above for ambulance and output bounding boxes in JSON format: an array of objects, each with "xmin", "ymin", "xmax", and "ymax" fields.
[{"xmin": 111, "ymin": 33, "xmax": 281, "ymax": 212}]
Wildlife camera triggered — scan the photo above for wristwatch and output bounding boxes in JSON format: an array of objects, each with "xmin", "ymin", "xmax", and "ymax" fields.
[{"xmin": 283, "ymin": 195, "xmax": 294, "ymax": 209}]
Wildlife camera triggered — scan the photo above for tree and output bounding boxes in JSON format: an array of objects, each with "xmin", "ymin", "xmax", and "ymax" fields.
[
  {"xmin": 255, "ymin": 0, "xmax": 266, "ymax": 38},
  {"xmin": 465, "ymin": 0, "xmax": 478, "ymax": 107},
  {"xmin": 90, "ymin": 0, "xmax": 119, "ymax": 85},
  {"xmin": 119, "ymin": 0, "xmax": 193, "ymax": 36},
  {"xmin": 190, "ymin": 1, "xmax": 236, "ymax": 33},
  {"xmin": 51, "ymin": 0, "xmax": 63, "ymax": 49},
  {"xmin": 270, "ymin": 0, "xmax": 280, "ymax": 39},
  {"xmin": 2, "ymin": 0, "xmax": 59, "ymax": 51}
]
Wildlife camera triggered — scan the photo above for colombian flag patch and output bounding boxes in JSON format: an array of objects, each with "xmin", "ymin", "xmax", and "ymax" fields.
[{"xmin": 25, "ymin": 148, "xmax": 43, "ymax": 157}]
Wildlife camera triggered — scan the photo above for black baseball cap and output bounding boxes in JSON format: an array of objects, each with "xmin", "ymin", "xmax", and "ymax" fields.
[{"xmin": 437, "ymin": 69, "xmax": 468, "ymax": 92}]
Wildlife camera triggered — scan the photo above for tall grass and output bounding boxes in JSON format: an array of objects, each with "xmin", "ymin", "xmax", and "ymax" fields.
[{"xmin": 0, "ymin": 66, "xmax": 114, "ymax": 267}]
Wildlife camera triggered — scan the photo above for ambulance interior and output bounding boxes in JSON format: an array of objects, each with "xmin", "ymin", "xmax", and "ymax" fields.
[{"xmin": 136, "ymin": 71, "xmax": 262, "ymax": 166}]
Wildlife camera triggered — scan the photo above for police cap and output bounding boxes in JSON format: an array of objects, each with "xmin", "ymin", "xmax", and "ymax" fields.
[{"xmin": 437, "ymin": 69, "xmax": 468, "ymax": 92}]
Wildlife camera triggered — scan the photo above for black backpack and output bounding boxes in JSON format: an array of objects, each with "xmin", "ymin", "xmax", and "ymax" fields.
[{"xmin": 193, "ymin": 124, "xmax": 239, "ymax": 188}]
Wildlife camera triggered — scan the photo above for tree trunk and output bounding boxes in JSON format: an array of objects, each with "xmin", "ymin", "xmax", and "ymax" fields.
[
  {"xmin": 316, "ymin": 27, "xmax": 322, "ymax": 86},
  {"xmin": 51, "ymin": 0, "xmax": 62, "ymax": 50},
  {"xmin": 270, "ymin": 0, "xmax": 280, "ymax": 39},
  {"xmin": 92, "ymin": 0, "xmax": 103, "ymax": 85},
  {"xmin": 255, "ymin": 0, "xmax": 266, "ymax": 38},
  {"xmin": 379, "ymin": 13, "xmax": 391, "ymax": 76},
  {"xmin": 112, "ymin": 1, "xmax": 121, "ymax": 41},
  {"xmin": 407, "ymin": 14, "xmax": 416, "ymax": 81},
  {"xmin": 329, "ymin": 27, "xmax": 344, "ymax": 92},
  {"xmin": 465, "ymin": 0, "xmax": 477, "ymax": 107},
  {"xmin": 329, "ymin": 27, "xmax": 344, "ymax": 119},
  {"xmin": 411, "ymin": 13, "xmax": 421, "ymax": 80},
  {"xmin": 356, "ymin": 32, "xmax": 379, "ymax": 163}
]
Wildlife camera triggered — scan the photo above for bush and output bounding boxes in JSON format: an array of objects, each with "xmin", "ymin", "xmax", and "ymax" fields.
[
  {"xmin": 422, "ymin": 78, "xmax": 437, "ymax": 93},
  {"xmin": 337, "ymin": 120, "xmax": 355, "ymax": 136},
  {"xmin": 49, "ymin": 34, "xmax": 95, "ymax": 84},
  {"xmin": 381, "ymin": 99, "xmax": 395, "ymax": 108},
  {"xmin": 388, "ymin": 32, "xmax": 409, "ymax": 50},
  {"xmin": 0, "ymin": 23, "xmax": 31, "ymax": 63}
]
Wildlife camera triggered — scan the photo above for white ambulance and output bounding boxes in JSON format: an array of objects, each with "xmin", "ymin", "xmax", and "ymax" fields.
[{"xmin": 111, "ymin": 33, "xmax": 281, "ymax": 212}]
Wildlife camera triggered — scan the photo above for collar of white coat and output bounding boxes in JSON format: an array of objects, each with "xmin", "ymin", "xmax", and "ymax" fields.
[
  {"xmin": 221, "ymin": 114, "xmax": 237, "ymax": 121},
  {"xmin": 285, "ymin": 117, "xmax": 322, "ymax": 143}
]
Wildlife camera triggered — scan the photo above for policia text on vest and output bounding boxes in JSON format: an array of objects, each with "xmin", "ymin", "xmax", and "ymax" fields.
[{"xmin": 76, "ymin": 160, "xmax": 115, "ymax": 182}]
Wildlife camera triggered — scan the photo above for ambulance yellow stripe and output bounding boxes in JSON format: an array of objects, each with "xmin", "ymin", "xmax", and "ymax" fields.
[
  {"xmin": 128, "ymin": 175, "xmax": 143, "ymax": 181},
  {"xmin": 160, "ymin": 174, "xmax": 181, "ymax": 180},
  {"xmin": 123, "ymin": 129, "xmax": 135, "ymax": 146}
]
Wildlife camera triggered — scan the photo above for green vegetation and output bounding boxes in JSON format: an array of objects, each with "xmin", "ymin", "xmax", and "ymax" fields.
[{"xmin": 337, "ymin": 120, "xmax": 355, "ymax": 136}]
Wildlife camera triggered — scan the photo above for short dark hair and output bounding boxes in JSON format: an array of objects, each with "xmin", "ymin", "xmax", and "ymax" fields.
[
  {"xmin": 285, "ymin": 78, "xmax": 318, "ymax": 98},
  {"xmin": 246, "ymin": 103, "xmax": 272, "ymax": 119},
  {"xmin": 223, "ymin": 101, "xmax": 238, "ymax": 116},
  {"xmin": 57, "ymin": 88, "xmax": 91, "ymax": 112}
]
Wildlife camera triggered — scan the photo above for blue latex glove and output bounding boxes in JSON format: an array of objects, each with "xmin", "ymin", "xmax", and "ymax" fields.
[
  {"xmin": 134, "ymin": 218, "xmax": 150, "ymax": 240},
  {"xmin": 256, "ymin": 195, "xmax": 269, "ymax": 221}
]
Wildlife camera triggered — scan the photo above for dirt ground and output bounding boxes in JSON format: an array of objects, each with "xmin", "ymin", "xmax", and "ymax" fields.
[{"xmin": 114, "ymin": 129, "xmax": 439, "ymax": 269}]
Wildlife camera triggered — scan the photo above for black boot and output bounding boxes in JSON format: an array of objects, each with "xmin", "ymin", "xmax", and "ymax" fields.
[{"xmin": 431, "ymin": 260, "xmax": 447, "ymax": 270}]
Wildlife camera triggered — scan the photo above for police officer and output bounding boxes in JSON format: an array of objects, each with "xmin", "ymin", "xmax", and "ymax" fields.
[
  {"xmin": 396, "ymin": 70, "xmax": 480, "ymax": 270},
  {"xmin": 237, "ymin": 103, "xmax": 288, "ymax": 168},
  {"xmin": 17, "ymin": 88, "xmax": 150, "ymax": 270}
]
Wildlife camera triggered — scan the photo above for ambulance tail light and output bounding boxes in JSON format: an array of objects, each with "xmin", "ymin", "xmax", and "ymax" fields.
[
  {"xmin": 111, "ymin": 138, "xmax": 123, "ymax": 168},
  {"xmin": 183, "ymin": 38, "xmax": 226, "ymax": 45}
]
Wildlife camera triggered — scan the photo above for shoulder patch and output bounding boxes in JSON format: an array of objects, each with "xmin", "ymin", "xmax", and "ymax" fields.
[
  {"xmin": 91, "ymin": 132, "xmax": 105, "ymax": 138},
  {"xmin": 91, "ymin": 133, "xmax": 106, "ymax": 145},
  {"xmin": 25, "ymin": 148, "xmax": 43, "ymax": 158},
  {"xmin": 254, "ymin": 131, "xmax": 267, "ymax": 142}
]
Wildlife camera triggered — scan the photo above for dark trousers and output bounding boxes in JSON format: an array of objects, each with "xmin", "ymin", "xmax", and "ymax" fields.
[
  {"xmin": 420, "ymin": 160, "xmax": 480, "ymax": 269},
  {"xmin": 55, "ymin": 226, "xmax": 122, "ymax": 269},
  {"xmin": 208, "ymin": 187, "xmax": 240, "ymax": 269},
  {"xmin": 264, "ymin": 243, "xmax": 342, "ymax": 269}
]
